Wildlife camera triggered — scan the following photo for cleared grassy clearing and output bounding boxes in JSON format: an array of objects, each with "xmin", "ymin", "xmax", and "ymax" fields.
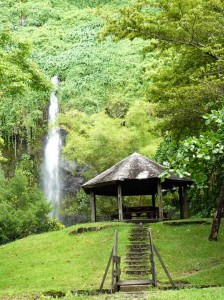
[
  {"xmin": 72, "ymin": 287, "xmax": 224, "ymax": 300},
  {"xmin": 0, "ymin": 220, "xmax": 223, "ymax": 299},
  {"xmin": 0, "ymin": 222, "xmax": 131, "ymax": 298},
  {"xmin": 8, "ymin": 287, "xmax": 224, "ymax": 300},
  {"xmin": 148, "ymin": 220, "xmax": 224, "ymax": 286}
]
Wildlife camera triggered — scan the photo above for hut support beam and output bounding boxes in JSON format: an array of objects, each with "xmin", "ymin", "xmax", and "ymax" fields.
[
  {"xmin": 117, "ymin": 184, "xmax": 123, "ymax": 221},
  {"xmin": 157, "ymin": 182, "xmax": 163, "ymax": 219},
  {"xmin": 179, "ymin": 186, "xmax": 188, "ymax": 219},
  {"xmin": 91, "ymin": 192, "xmax": 96, "ymax": 222},
  {"xmin": 152, "ymin": 194, "xmax": 156, "ymax": 208},
  {"xmin": 182, "ymin": 186, "xmax": 188, "ymax": 219}
]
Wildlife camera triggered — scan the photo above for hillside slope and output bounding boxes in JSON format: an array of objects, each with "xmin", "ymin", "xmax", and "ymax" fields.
[
  {"xmin": 0, "ymin": 221, "xmax": 224, "ymax": 299},
  {"xmin": 0, "ymin": 0, "xmax": 161, "ymax": 184},
  {"xmin": 1, "ymin": 0, "xmax": 150, "ymax": 114},
  {"xmin": 0, "ymin": 222, "xmax": 131, "ymax": 297}
]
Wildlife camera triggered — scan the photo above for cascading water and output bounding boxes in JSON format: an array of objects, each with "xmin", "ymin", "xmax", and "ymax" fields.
[{"xmin": 43, "ymin": 75, "xmax": 61, "ymax": 219}]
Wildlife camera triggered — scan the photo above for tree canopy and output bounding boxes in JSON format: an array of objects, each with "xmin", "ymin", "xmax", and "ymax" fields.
[
  {"xmin": 100, "ymin": 0, "xmax": 224, "ymax": 230},
  {"xmin": 0, "ymin": 28, "xmax": 50, "ymax": 146},
  {"xmin": 60, "ymin": 101, "xmax": 160, "ymax": 177},
  {"xmin": 101, "ymin": 0, "xmax": 224, "ymax": 137},
  {"xmin": 0, "ymin": 0, "xmax": 224, "ymax": 235}
]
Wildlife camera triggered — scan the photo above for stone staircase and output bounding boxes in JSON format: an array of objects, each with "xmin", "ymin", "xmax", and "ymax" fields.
[{"xmin": 117, "ymin": 225, "xmax": 152, "ymax": 292}]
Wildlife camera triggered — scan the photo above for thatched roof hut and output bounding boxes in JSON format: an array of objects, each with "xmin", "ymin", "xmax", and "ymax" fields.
[{"xmin": 82, "ymin": 153, "xmax": 193, "ymax": 222}]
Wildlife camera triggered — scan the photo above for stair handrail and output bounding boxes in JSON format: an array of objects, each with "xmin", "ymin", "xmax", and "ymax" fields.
[
  {"xmin": 99, "ymin": 229, "xmax": 121, "ymax": 293},
  {"xmin": 148, "ymin": 228, "xmax": 176, "ymax": 288},
  {"xmin": 153, "ymin": 243, "xmax": 176, "ymax": 288},
  {"xmin": 148, "ymin": 228, "xmax": 158, "ymax": 287}
]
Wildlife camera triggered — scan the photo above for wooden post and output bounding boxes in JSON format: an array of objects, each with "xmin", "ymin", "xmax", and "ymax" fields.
[
  {"xmin": 152, "ymin": 194, "xmax": 156, "ymax": 208},
  {"xmin": 179, "ymin": 186, "xmax": 188, "ymax": 219},
  {"xmin": 149, "ymin": 228, "xmax": 157, "ymax": 287},
  {"xmin": 100, "ymin": 248, "xmax": 113, "ymax": 291},
  {"xmin": 100, "ymin": 230, "xmax": 121, "ymax": 292},
  {"xmin": 117, "ymin": 184, "xmax": 123, "ymax": 221},
  {"xmin": 157, "ymin": 181, "xmax": 163, "ymax": 219},
  {"xmin": 113, "ymin": 230, "xmax": 120, "ymax": 289},
  {"xmin": 111, "ymin": 230, "xmax": 119, "ymax": 293},
  {"xmin": 178, "ymin": 186, "xmax": 184, "ymax": 219},
  {"xmin": 90, "ymin": 192, "xmax": 96, "ymax": 222},
  {"xmin": 182, "ymin": 185, "xmax": 188, "ymax": 219},
  {"xmin": 152, "ymin": 194, "xmax": 156, "ymax": 219},
  {"xmin": 153, "ymin": 244, "xmax": 176, "ymax": 288}
]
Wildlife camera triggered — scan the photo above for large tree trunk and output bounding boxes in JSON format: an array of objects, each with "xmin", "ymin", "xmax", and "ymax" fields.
[{"xmin": 208, "ymin": 181, "xmax": 224, "ymax": 241}]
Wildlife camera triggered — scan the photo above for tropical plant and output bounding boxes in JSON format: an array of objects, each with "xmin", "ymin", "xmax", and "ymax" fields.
[
  {"xmin": 0, "ymin": 167, "xmax": 52, "ymax": 244},
  {"xmin": 101, "ymin": 0, "xmax": 224, "ymax": 137},
  {"xmin": 0, "ymin": 28, "xmax": 51, "ymax": 148}
]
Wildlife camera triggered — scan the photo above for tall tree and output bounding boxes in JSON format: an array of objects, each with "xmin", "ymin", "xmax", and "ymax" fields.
[
  {"xmin": 101, "ymin": 0, "xmax": 224, "ymax": 238},
  {"xmin": 60, "ymin": 103, "xmax": 160, "ymax": 177},
  {"xmin": 101, "ymin": 0, "xmax": 224, "ymax": 137},
  {"xmin": 0, "ymin": 28, "xmax": 50, "ymax": 147},
  {"xmin": 157, "ymin": 108, "xmax": 224, "ymax": 240}
]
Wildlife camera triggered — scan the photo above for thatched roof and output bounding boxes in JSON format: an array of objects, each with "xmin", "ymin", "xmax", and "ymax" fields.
[{"xmin": 82, "ymin": 152, "xmax": 193, "ymax": 196}]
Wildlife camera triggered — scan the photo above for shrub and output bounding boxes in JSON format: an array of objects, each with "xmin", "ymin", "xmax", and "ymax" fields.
[{"xmin": 0, "ymin": 168, "xmax": 63, "ymax": 244}]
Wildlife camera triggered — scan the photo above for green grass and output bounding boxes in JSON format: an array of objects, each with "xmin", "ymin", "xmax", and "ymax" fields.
[
  {"xmin": 148, "ymin": 220, "xmax": 224, "ymax": 286},
  {"xmin": 0, "ymin": 222, "xmax": 131, "ymax": 298},
  {"xmin": 67, "ymin": 287, "xmax": 224, "ymax": 299},
  {"xmin": 0, "ymin": 220, "xmax": 224, "ymax": 299},
  {"xmin": 21, "ymin": 287, "xmax": 224, "ymax": 299},
  {"xmin": 146, "ymin": 287, "xmax": 224, "ymax": 300}
]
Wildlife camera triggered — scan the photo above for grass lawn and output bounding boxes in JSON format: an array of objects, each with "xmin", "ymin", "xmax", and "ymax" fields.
[
  {"xmin": 0, "ymin": 222, "xmax": 131, "ymax": 298},
  {"xmin": 54, "ymin": 287, "xmax": 224, "ymax": 299},
  {"xmin": 0, "ymin": 219, "xmax": 223, "ymax": 299},
  {"xmin": 148, "ymin": 220, "xmax": 224, "ymax": 286}
]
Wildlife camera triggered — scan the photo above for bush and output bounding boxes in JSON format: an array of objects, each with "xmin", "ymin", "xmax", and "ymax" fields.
[{"xmin": 0, "ymin": 168, "xmax": 63, "ymax": 244}]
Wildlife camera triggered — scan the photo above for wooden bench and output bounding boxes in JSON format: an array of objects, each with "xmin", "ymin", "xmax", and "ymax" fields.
[
  {"xmin": 123, "ymin": 206, "xmax": 159, "ymax": 219},
  {"xmin": 111, "ymin": 206, "xmax": 168, "ymax": 220}
]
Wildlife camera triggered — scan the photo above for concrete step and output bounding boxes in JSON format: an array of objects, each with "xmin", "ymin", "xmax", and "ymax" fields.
[
  {"xmin": 130, "ymin": 230, "xmax": 148, "ymax": 234},
  {"xmin": 131, "ymin": 230, "xmax": 148, "ymax": 233},
  {"xmin": 129, "ymin": 242, "xmax": 148, "ymax": 245},
  {"xmin": 126, "ymin": 254, "xmax": 150, "ymax": 260},
  {"xmin": 126, "ymin": 257, "xmax": 150, "ymax": 262},
  {"xmin": 128, "ymin": 246, "xmax": 149, "ymax": 250},
  {"xmin": 125, "ymin": 256, "xmax": 148, "ymax": 260},
  {"xmin": 125, "ymin": 270, "xmax": 151, "ymax": 276},
  {"xmin": 117, "ymin": 280, "xmax": 151, "ymax": 292},
  {"xmin": 127, "ymin": 248, "xmax": 149, "ymax": 253},
  {"xmin": 127, "ymin": 250, "xmax": 149, "ymax": 254},
  {"xmin": 128, "ymin": 243, "xmax": 149, "ymax": 247},
  {"xmin": 129, "ymin": 238, "xmax": 148, "ymax": 241},
  {"xmin": 129, "ymin": 236, "xmax": 147, "ymax": 240},
  {"xmin": 125, "ymin": 259, "xmax": 149, "ymax": 264},
  {"xmin": 125, "ymin": 258, "xmax": 150, "ymax": 263},
  {"xmin": 124, "ymin": 219, "xmax": 160, "ymax": 224},
  {"xmin": 125, "ymin": 264, "xmax": 151, "ymax": 272},
  {"xmin": 130, "ymin": 232, "xmax": 148, "ymax": 236},
  {"xmin": 119, "ymin": 285, "xmax": 150, "ymax": 292},
  {"xmin": 128, "ymin": 240, "xmax": 148, "ymax": 244}
]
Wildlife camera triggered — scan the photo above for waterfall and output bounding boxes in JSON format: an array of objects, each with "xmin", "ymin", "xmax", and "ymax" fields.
[{"xmin": 43, "ymin": 75, "xmax": 61, "ymax": 219}]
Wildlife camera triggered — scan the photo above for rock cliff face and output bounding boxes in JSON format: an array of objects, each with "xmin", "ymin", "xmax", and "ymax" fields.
[
  {"xmin": 60, "ymin": 159, "xmax": 84, "ymax": 195},
  {"xmin": 59, "ymin": 128, "xmax": 84, "ymax": 196},
  {"xmin": 60, "ymin": 160, "xmax": 87, "ymax": 226},
  {"xmin": 59, "ymin": 129, "xmax": 88, "ymax": 226}
]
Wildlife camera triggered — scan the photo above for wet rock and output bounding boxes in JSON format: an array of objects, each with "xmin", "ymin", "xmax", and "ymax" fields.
[{"xmin": 60, "ymin": 157, "xmax": 85, "ymax": 195}]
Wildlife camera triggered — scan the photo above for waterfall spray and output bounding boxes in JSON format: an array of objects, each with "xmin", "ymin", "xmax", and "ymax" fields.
[{"xmin": 43, "ymin": 75, "xmax": 61, "ymax": 219}]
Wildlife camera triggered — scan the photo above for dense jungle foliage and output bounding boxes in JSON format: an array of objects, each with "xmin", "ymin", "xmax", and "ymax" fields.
[{"xmin": 0, "ymin": 0, "xmax": 224, "ymax": 239}]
